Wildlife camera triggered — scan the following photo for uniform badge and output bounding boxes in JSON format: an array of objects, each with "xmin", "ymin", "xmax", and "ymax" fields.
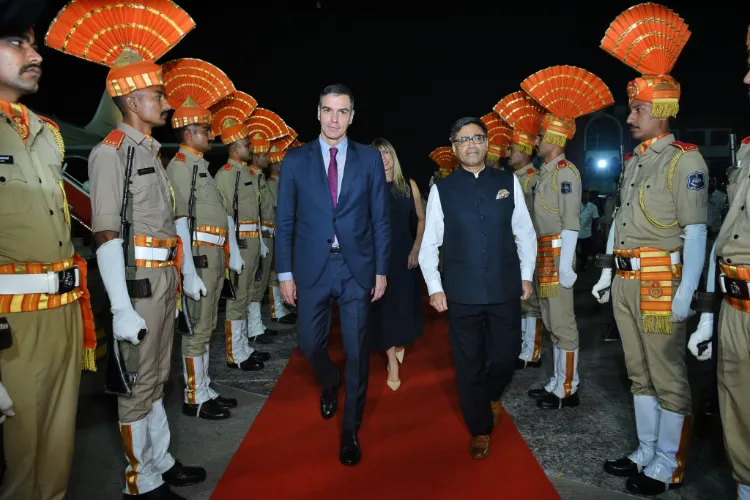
[
  {"xmin": 496, "ymin": 189, "xmax": 510, "ymax": 199},
  {"xmin": 687, "ymin": 171, "xmax": 705, "ymax": 191},
  {"xmin": 649, "ymin": 281, "xmax": 663, "ymax": 298},
  {"xmin": 560, "ymin": 181, "xmax": 572, "ymax": 194}
]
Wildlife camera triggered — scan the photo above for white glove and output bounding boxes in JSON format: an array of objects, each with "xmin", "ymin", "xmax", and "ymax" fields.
[
  {"xmin": 0, "ymin": 382, "xmax": 15, "ymax": 422},
  {"xmin": 559, "ymin": 229, "xmax": 578, "ymax": 288},
  {"xmin": 673, "ymin": 224, "xmax": 707, "ymax": 322},
  {"xmin": 96, "ymin": 238, "xmax": 147, "ymax": 345},
  {"xmin": 259, "ymin": 232, "xmax": 269, "ymax": 258},
  {"xmin": 688, "ymin": 313, "xmax": 713, "ymax": 360},
  {"xmin": 592, "ymin": 268, "xmax": 613, "ymax": 304},
  {"xmin": 175, "ymin": 218, "xmax": 207, "ymax": 301},
  {"xmin": 227, "ymin": 215, "xmax": 245, "ymax": 273}
]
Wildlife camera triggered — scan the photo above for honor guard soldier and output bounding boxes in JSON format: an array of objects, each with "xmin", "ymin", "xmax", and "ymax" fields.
[
  {"xmin": 46, "ymin": 1, "xmax": 206, "ymax": 498},
  {"xmin": 521, "ymin": 65, "xmax": 615, "ymax": 409},
  {"xmin": 267, "ymin": 134, "xmax": 299, "ymax": 324},
  {"xmin": 495, "ymin": 90, "xmax": 546, "ymax": 369},
  {"xmin": 243, "ymin": 108, "xmax": 289, "ymax": 342},
  {"xmin": 0, "ymin": 3, "xmax": 97, "ymax": 498},
  {"xmin": 211, "ymin": 92, "xmax": 270, "ymax": 370},
  {"xmin": 480, "ymin": 112, "xmax": 511, "ymax": 170},
  {"xmin": 162, "ymin": 58, "xmax": 245, "ymax": 420},
  {"xmin": 593, "ymin": 5, "xmax": 708, "ymax": 495},
  {"xmin": 686, "ymin": 25, "xmax": 750, "ymax": 500}
]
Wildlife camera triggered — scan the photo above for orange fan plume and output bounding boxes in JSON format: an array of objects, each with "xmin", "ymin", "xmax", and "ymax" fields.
[
  {"xmin": 600, "ymin": 3, "xmax": 690, "ymax": 118},
  {"xmin": 429, "ymin": 146, "xmax": 459, "ymax": 173},
  {"xmin": 494, "ymin": 91, "xmax": 544, "ymax": 155},
  {"xmin": 272, "ymin": 135, "xmax": 296, "ymax": 152},
  {"xmin": 246, "ymin": 108, "xmax": 290, "ymax": 141},
  {"xmin": 291, "ymin": 140, "xmax": 304, "ymax": 148},
  {"xmin": 210, "ymin": 91, "xmax": 257, "ymax": 144},
  {"xmin": 162, "ymin": 58, "xmax": 234, "ymax": 129},
  {"xmin": 285, "ymin": 126, "xmax": 299, "ymax": 142},
  {"xmin": 521, "ymin": 65, "xmax": 614, "ymax": 146},
  {"xmin": 481, "ymin": 113, "xmax": 512, "ymax": 160}
]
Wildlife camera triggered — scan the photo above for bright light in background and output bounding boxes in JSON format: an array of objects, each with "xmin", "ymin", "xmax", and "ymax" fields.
[{"xmin": 597, "ymin": 159, "xmax": 607, "ymax": 168}]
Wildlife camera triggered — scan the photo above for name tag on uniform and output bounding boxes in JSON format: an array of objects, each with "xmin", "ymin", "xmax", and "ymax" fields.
[
  {"xmin": 244, "ymin": 181, "xmax": 253, "ymax": 186},
  {"xmin": 0, "ymin": 155, "xmax": 13, "ymax": 165},
  {"xmin": 496, "ymin": 189, "xmax": 509, "ymax": 199},
  {"xmin": 199, "ymin": 173, "xmax": 208, "ymax": 178},
  {"xmin": 137, "ymin": 167, "xmax": 156, "ymax": 176}
]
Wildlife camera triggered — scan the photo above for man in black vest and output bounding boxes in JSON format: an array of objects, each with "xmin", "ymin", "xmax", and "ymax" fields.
[{"xmin": 419, "ymin": 116, "xmax": 537, "ymax": 460}]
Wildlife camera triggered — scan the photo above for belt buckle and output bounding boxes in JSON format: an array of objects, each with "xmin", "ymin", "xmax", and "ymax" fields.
[
  {"xmin": 57, "ymin": 267, "xmax": 78, "ymax": 294},
  {"xmin": 616, "ymin": 256, "xmax": 632, "ymax": 271},
  {"xmin": 167, "ymin": 246, "xmax": 178, "ymax": 261}
]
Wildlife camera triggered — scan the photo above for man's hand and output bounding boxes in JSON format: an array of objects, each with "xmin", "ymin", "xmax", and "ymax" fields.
[
  {"xmin": 429, "ymin": 292, "xmax": 448, "ymax": 312},
  {"xmin": 280, "ymin": 279, "xmax": 297, "ymax": 307},
  {"xmin": 371, "ymin": 275, "xmax": 387, "ymax": 302},
  {"xmin": 407, "ymin": 247, "xmax": 419, "ymax": 270},
  {"xmin": 521, "ymin": 280, "xmax": 532, "ymax": 300}
]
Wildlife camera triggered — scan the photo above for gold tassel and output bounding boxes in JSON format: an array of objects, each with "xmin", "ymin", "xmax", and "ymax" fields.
[
  {"xmin": 651, "ymin": 98, "xmax": 679, "ymax": 119},
  {"xmin": 543, "ymin": 130, "xmax": 567, "ymax": 148},
  {"xmin": 58, "ymin": 179, "xmax": 71, "ymax": 229},
  {"xmin": 486, "ymin": 151, "xmax": 500, "ymax": 161},
  {"xmin": 642, "ymin": 313, "xmax": 673, "ymax": 334},
  {"xmin": 517, "ymin": 142, "xmax": 533, "ymax": 156},
  {"xmin": 539, "ymin": 282, "xmax": 559, "ymax": 298},
  {"xmin": 177, "ymin": 294, "xmax": 183, "ymax": 312},
  {"xmin": 81, "ymin": 347, "xmax": 97, "ymax": 372}
]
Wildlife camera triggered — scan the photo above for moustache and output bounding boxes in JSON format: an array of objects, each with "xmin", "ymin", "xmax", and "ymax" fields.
[{"xmin": 20, "ymin": 64, "xmax": 41, "ymax": 75}]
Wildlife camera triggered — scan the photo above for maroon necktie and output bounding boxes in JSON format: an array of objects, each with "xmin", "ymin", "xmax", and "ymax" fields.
[{"xmin": 328, "ymin": 147, "xmax": 338, "ymax": 208}]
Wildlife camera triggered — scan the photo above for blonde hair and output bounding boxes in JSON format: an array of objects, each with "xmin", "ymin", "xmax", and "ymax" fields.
[{"xmin": 371, "ymin": 138, "xmax": 410, "ymax": 198}]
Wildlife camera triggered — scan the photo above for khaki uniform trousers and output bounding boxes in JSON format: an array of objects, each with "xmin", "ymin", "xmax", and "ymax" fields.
[
  {"xmin": 250, "ymin": 237, "xmax": 273, "ymax": 302},
  {"xmin": 718, "ymin": 302, "xmax": 750, "ymax": 485},
  {"xmin": 226, "ymin": 238, "xmax": 261, "ymax": 321},
  {"xmin": 536, "ymin": 255, "xmax": 578, "ymax": 351},
  {"xmin": 119, "ymin": 267, "xmax": 178, "ymax": 423},
  {"xmin": 0, "ymin": 303, "xmax": 82, "ymax": 500},
  {"xmin": 611, "ymin": 275, "xmax": 690, "ymax": 414},
  {"xmin": 522, "ymin": 282, "xmax": 542, "ymax": 318},
  {"xmin": 182, "ymin": 247, "xmax": 225, "ymax": 357}
]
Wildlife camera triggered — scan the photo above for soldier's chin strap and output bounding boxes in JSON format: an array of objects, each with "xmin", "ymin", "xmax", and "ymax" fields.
[{"xmin": 673, "ymin": 223, "xmax": 707, "ymax": 322}]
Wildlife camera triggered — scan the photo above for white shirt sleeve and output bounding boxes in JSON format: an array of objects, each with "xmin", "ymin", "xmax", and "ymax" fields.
[
  {"xmin": 418, "ymin": 184, "xmax": 444, "ymax": 295},
  {"xmin": 511, "ymin": 175, "xmax": 537, "ymax": 282}
]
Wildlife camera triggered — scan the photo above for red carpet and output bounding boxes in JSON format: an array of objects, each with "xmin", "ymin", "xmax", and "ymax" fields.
[{"xmin": 211, "ymin": 301, "xmax": 560, "ymax": 499}]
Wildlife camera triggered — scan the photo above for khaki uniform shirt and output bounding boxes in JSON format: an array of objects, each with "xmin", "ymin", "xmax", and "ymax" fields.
[
  {"xmin": 514, "ymin": 163, "xmax": 539, "ymax": 222},
  {"xmin": 614, "ymin": 134, "xmax": 708, "ymax": 252},
  {"xmin": 0, "ymin": 106, "xmax": 72, "ymax": 265},
  {"xmin": 533, "ymin": 154, "xmax": 581, "ymax": 237},
  {"xmin": 88, "ymin": 122, "xmax": 176, "ymax": 241},
  {"xmin": 716, "ymin": 140, "xmax": 750, "ymax": 266},
  {"xmin": 214, "ymin": 160, "xmax": 268, "ymax": 226},
  {"xmin": 266, "ymin": 174, "xmax": 279, "ymax": 212}
]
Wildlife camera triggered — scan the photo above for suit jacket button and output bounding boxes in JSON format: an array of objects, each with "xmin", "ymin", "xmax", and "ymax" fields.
[{"xmin": 327, "ymin": 239, "xmax": 332, "ymax": 243}]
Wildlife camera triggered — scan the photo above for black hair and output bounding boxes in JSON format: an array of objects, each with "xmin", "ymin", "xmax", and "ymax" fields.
[
  {"xmin": 319, "ymin": 83, "xmax": 354, "ymax": 109},
  {"xmin": 449, "ymin": 117, "xmax": 487, "ymax": 142}
]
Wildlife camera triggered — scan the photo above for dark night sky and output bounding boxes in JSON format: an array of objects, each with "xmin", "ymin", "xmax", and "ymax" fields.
[{"xmin": 25, "ymin": 0, "xmax": 750, "ymax": 187}]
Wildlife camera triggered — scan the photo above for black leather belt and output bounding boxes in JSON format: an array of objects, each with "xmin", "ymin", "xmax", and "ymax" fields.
[
  {"xmin": 193, "ymin": 255, "xmax": 208, "ymax": 268},
  {"xmin": 330, "ymin": 247, "xmax": 342, "ymax": 255},
  {"xmin": 57, "ymin": 267, "xmax": 78, "ymax": 294},
  {"xmin": 723, "ymin": 276, "xmax": 750, "ymax": 301},
  {"xmin": 126, "ymin": 279, "xmax": 152, "ymax": 299},
  {"xmin": 595, "ymin": 253, "xmax": 614, "ymax": 269}
]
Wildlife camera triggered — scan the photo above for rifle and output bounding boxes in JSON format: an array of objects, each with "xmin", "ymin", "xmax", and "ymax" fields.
[
  {"xmin": 105, "ymin": 145, "xmax": 144, "ymax": 396},
  {"xmin": 176, "ymin": 164, "xmax": 199, "ymax": 336},
  {"xmin": 255, "ymin": 183, "xmax": 263, "ymax": 282},
  {"xmin": 0, "ymin": 318, "xmax": 11, "ymax": 485},
  {"xmin": 232, "ymin": 170, "xmax": 245, "ymax": 289}
]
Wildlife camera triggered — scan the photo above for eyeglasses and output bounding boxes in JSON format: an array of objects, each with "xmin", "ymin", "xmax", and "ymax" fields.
[{"xmin": 452, "ymin": 134, "xmax": 487, "ymax": 146}]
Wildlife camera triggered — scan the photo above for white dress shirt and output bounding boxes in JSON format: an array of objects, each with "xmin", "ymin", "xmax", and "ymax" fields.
[{"xmin": 418, "ymin": 169, "xmax": 537, "ymax": 296}]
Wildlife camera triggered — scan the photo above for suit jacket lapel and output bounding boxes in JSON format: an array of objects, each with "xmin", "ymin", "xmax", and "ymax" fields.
[
  {"xmin": 338, "ymin": 141, "xmax": 358, "ymax": 208},
  {"xmin": 309, "ymin": 140, "xmax": 333, "ymax": 210}
]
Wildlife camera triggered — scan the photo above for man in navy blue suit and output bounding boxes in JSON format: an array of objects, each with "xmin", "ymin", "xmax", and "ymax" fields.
[{"xmin": 274, "ymin": 84, "xmax": 391, "ymax": 466}]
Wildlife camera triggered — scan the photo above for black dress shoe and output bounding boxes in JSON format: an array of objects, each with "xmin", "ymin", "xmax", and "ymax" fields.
[
  {"xmin": 213, "ymin": 394, "xmax": 238, "ymax": 409},
  {"xmin": 340, "ymin": 431, "xmax": 361, "ymax": 466},
  {"xmin": 123, "ymin": 483, "xmax": 185, "ymax": 499},
  {"xmin": 515, "ymin": 358, "xmax": 542, "ymax": 370},
  {"xmin": 603, "ymin": 323, "xmax": 621, "ymax": 342},
  {"xmin": 603, "ymin": 457, "xmax": 641, "ymax": 477},
  {"xmin": 162, "ymin": 460, "xmax": 206, "ymax": 487},
  {"xmin": 227, "ymin": 358, "xmax": 264, "ymax": 371},
  {"xmin": 626, "ymin": 472, "xmax": 682, "ymax": 495},
  {"xmin": 537, "ymin": 392, "xmax": 580, "ymax": 409},
  {"xmin": 251, "ymin": 333, "xmax": 274, "ymax": 344},
  {"xmin": 182, "ymin": 398, "xmax": 230, "ymax": 420},
  {"xmin": 266, "ymin": 328, "xmax": 280, "ymax": 337},
  {"xmin": 320, "ymin": 369, "xmax": 340, "ymax": 420},
  {"xmin": 272, "ymin": 313, "xmax": 297, "ymax": 324},
  {"xmin": 528, "ymin": 387, "xmax": 552, "ymax": 399},
  {"xmin": 250, "ymin": 350, "xmax": 270, "ymax": 362}
]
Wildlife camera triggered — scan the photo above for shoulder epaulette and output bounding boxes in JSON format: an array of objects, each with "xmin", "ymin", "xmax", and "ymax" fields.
[
  {"xmin": 556, "ymin": 159, "xmax": 569, "ymax": 169},
  {"xmin": 742, "ymin": 136, "xmax": 750, "ymax": 145},
  {"xmin": 526, "ymin": 168, "xmax": 535, "ymax": 176},
  {"xmin": 174, "ymin": 152, "xmax": 186, "ymax": 162},
  {"xmin": 40, "ymin": 115, "xmax": 65, "ymax": 161},
  {"xmin": 39, "ymin": 115, "xmax": 59, "ymax": 131},
  {"xmin": 221, "ymin": 163, "xmax": 233, "ymax": 171},
  {"xmin": 624, "ymin": 152, "xmax": 634, "ymax": 162},
  {"xmin": 670, "ymin": 141, "xmax": 699, "ymax": 153},
  {"xmin": 102, "ymin": 129, "xmax": 126, "ymax": 149}
]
